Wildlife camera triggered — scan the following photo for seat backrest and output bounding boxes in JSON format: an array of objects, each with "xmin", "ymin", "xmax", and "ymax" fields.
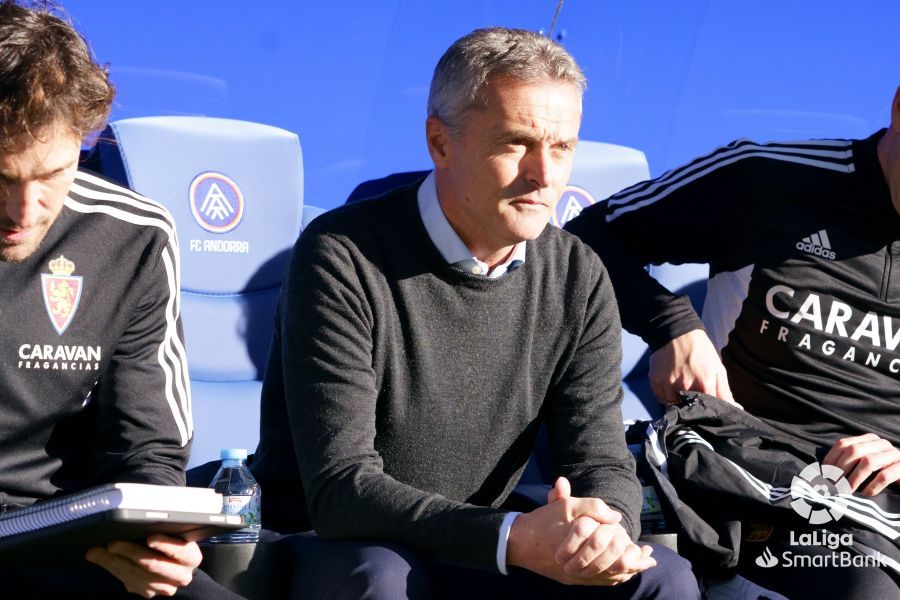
[{"xmin": 93, "ymin": 116, "xmax": 310, "ymax": 467}]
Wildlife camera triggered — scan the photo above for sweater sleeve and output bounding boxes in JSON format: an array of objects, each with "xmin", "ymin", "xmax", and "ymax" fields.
[
  {"xmin": 564, "ymin": 140, "xmax": 748, "ymax": 351},
  {"xmin": 88, "ymin": 227, "xmax": 191, "ymax": 487},
  {"xmin": 544, "ymin": 256, "xmax": 642, "ymax": 539},
  {"xmin": 281, "ymin": 227, "xmax": 506, "ymax": 571}
]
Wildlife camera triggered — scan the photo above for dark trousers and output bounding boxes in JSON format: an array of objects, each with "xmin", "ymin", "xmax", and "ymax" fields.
[
  {"xmin": 274, "ymin": 532, "xmax": 700, "ymax": 599},
  {"xmin": 0, "ymin": 561, "xmax": 247, "ymax": 599}
]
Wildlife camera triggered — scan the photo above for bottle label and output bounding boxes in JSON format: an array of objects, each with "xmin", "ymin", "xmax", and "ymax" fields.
[
  {"xmin": 641, "ymin": 485, "xmax": 662, "ymax": 514},
  {"xmin": 222, "ymin": 493, "xmax": 261, "ymax": 527}
]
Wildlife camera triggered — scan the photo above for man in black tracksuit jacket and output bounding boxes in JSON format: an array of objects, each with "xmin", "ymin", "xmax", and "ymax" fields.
[
  {"xmin": 566, "ymin": 86, "xmax": 900, "ymax": 598},
  {"xmin": 0, "ymin": 3, "xmax": 243, "ymax": 598}
]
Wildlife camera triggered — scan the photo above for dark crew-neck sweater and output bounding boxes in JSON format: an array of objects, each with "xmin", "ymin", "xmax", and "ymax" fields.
[{"xmin": 252, "ymin": 181, "xmax": 640, "ymax": 571}]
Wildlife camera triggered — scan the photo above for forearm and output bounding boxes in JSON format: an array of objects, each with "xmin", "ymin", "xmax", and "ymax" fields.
[
  {"xmin": 304, "ymin": 462, "xmax": 507, "ymax": 570},
  {"xmin": 619, "ymin": 276, "xmax": 704, "ymax": 352}
]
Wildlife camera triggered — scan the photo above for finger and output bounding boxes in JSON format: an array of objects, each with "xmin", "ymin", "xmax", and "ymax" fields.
[
  {"xmin": 663, "ymin": 385, "xmax": 681, "ymax": 406},
  {"xmin": 146, "ymin": 536, "xmax": 203, "ymax": 568},
  {"xmin": 555, "ymin": 515, "xmax": 600, "ymax": 565},
  {"xmin": 570, "ymin": 497, "xmax": 621, "ymax": 525},
  {"xmin": 823, "ymin": 434, "xmax": 881, "ymax": 466},
  {"xmin": 597, "ymin": 571, "xmax": 635, "ymax": 586},
  {"xmin": 566, "ymin": 528, "xmax": 641, "ymax": 577},
  {"xmin": 714, "ymin": 369, "xmax": 743, "ymax": 408},
  {"xmin": 694, "ymin": 371, "xmax": 720, "ymax": 396},
  {"xmin": 861, "ymin": 460, "xmax": 900, "ymax": 496},
  {"xmin": 845, "ymin": 449, "xmax": 900, "ymax": 491},
  {"xmin": 714, "ymin": 370, "xmax": 734, "ymax": 402},
  {"xmin": 106, "ymin": 541, "xmax": 195, "ymax": 587},
  {"xmin": 826, "ymin": 438, "xmax": 893, "ymax": 479},
  {"xmin": 86, "ymin": 547, "xmax": 178, "ymax": 597},
  {"xmin": 562, "ymin": 522, "xmax": 618, "ymax": 575},
  {"xmin": 601, "ymin": 544, "xmax": 657, "ymax": 579},
  {"xmin": 585, "ymin": 545, "xmax": 657, "ymax": 586},
  {"xmin": 547, "ymin": 477, "xmax": 572, "ymax": 503},
  {"xmin": 605, "ymin": 542, "xmax": 655, "ymax": 575},
  {"xmin": 650, "ymin": 377, "xmax": 675, "ymax": 406}
]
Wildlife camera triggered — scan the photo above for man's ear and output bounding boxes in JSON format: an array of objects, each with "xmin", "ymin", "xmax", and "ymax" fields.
[{"xmin": 426, "ymin": 115, "xmax": 452, "ymax": 168}]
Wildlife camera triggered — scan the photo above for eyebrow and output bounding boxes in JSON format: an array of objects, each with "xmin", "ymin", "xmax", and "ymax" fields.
[
  {"xmin": 0, "ymin": 160, "xmax": 77, "ymax": 183},
  {"xmin": 495, "ymin": 127, "xmax": 578, "ymax": 147}
]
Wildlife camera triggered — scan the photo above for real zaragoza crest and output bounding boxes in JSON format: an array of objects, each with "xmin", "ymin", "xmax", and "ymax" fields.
[{"xmin": 41, "ymin": 255, "xmax": 83, "ymax": 335}]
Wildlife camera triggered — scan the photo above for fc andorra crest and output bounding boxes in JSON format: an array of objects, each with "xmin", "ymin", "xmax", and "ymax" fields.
[
  {"xmin": 551, "ymin": 185, "xmax": 596, "ymax": 228},
  {"xmin": 189, "ymin": 171, "xmax": 245, "ymax": 233},
  {"xmin": 41, "ymin": 255, "xmax": 83, "ymax": 335}
]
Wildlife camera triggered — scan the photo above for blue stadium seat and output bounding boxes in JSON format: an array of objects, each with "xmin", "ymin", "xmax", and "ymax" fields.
[{"xmin": 90, "ymin": 116, "xmax": 322, "ymax": 468}]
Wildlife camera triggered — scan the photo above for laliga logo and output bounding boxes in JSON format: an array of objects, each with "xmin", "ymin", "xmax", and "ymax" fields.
[
  {"xmin": 189, "ymin": 172, "xmax": 245, "ymax": 233},
  {"xmin": 550, "ymin": 185, "xmax": 595, "ymax": 228},
  {"xmin": 790, "ymin": 462, "xmax": 851, "ymax": 525}
]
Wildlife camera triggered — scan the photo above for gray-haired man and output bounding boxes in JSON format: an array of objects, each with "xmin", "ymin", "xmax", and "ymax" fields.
[{"xmin": 252, "ymin": 27, "xmax": 698, "ymax": 598}]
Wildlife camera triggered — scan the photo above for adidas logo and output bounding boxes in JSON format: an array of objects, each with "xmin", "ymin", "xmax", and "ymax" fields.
[{"xmin": 796, "ymin": 229, "xmax": 836, "ymax": 260}]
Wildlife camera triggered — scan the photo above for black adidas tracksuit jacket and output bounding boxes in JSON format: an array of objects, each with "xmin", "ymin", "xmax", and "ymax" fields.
[
  {"xmin": 0, "ymin": 170, "xmax": 191, "ymax": 508},
  {"xmin": 567, "ymin": 130, "xmax": 900, "ymax": 449},
  {"xmin": 633, "ymin": 394, "xmax": 900, "ymax": 578}
]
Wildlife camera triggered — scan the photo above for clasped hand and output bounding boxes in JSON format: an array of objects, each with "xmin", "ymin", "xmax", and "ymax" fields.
[{"xmin": 507, "ymin": 477, "xmax": 655, "ymax": 585}]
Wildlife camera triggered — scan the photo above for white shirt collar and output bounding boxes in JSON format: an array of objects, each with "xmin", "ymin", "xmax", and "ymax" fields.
[{"xmin": 417, "ymin": 171, "xmax": 526, "ymax": 278}]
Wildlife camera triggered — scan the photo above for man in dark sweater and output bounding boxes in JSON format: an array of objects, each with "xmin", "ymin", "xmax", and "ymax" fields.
[{"xmin": 252, "ymin": 26, "xmax": 698, "ymax": 597}]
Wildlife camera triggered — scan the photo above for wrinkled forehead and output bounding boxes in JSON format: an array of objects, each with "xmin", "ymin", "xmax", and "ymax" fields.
[
  {"xmin": 481, "ymin": 76, "xmax": 582, "ymax": 131},
  {"xmin": 481, "ymin": 73, "xmax": 583, "ymax": 106}
]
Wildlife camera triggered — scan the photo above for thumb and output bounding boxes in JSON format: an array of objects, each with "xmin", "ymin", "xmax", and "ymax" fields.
[
  {"xmin": 716, "ymin": 370, "xmax": 743, "ymax": 409},
  {"xmin": 547, "ymin": 476, "xmax": 572, "ymax": 503}
]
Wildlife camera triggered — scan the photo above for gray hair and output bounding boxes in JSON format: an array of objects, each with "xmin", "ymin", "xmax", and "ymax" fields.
[{"xmin": 427, "ymin": 27, "xmax": 585, "ymax": 134}]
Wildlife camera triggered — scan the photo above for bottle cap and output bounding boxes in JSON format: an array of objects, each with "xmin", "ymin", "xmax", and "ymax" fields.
[{"xmin": 220, "ymin": 448, "xmax": 248, "ymax": 460}]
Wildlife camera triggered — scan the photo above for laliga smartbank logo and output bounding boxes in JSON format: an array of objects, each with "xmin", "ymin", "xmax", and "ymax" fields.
[
  {"xmin": 754, "ymin": 461, "xmax": 887, "ymax": 569},
  {"xmin": 790, "ymin": 462, "xmax": 851, "ymax": 525},
  {"xmin": 754, "ymin": 530, "xmax": 886, "ymax": 569}
]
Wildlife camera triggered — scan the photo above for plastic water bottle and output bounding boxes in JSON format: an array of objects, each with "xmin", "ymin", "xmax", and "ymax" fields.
[{"xmin": 206, "ymin": 448, "xmax": 261, "ymax": 543}]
